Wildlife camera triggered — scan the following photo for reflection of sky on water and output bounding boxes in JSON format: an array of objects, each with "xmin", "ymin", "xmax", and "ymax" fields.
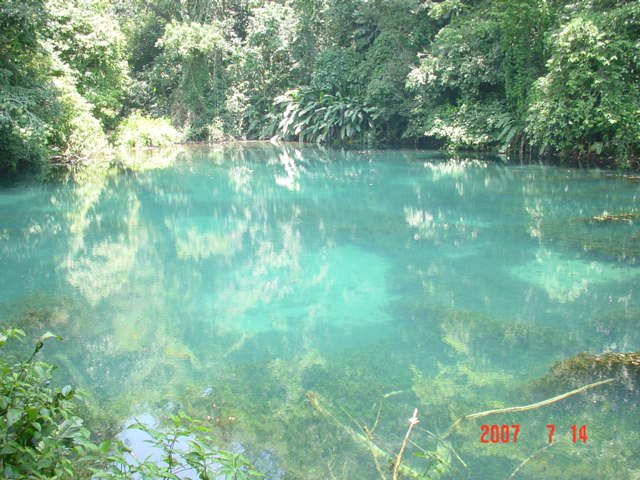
[
  {"xmin": 119, "ymin": 414, "xmax": 285, "ymax": 480},
  {"xmin": 0, "ymin": 145, "xmax": 639, "ymax": 479},
  {"xmin": 119, "ymin": 414, "xmax": 200, "ymax": 480}
]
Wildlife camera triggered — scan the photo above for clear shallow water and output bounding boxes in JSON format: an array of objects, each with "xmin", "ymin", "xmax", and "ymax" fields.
[{"xmin": 1, "ymin": 144, "xmax": 639, "ymax": 479}]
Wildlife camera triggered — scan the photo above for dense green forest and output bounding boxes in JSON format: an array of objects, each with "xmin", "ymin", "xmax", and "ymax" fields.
[{"xmin": 1, "ymin": 0, "xmax": 639, "ymax": 173}]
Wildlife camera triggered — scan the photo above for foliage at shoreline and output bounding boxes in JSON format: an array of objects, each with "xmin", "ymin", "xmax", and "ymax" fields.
[
  {"xmin": 115, "ymin": 112, "xmax": 182, "ymax": 149},
  {"xmin": 0, "ymin": 328, "xmax": 263, "ymax": 479},
  {"xmin": 1, "ymin": 0, "xmax": 639, "ymax": 172}
]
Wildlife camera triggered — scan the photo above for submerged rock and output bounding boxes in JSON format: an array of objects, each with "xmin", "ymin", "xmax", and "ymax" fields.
[
  {"xmin": 547, "ymin": 351, "xmax": 640, "ymax": 390},
  {"xmin": 551, "ymin": 351, "xmax": 640, "ymax": 374},
  {"xmin": 539, "ymin": 215, "xmax": 640, "ymax": 264}
]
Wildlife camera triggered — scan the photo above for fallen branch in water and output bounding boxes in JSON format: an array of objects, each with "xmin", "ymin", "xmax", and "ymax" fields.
[
  {"xmin": 589, "ymin": 211, "xmax": 640, "ymax": 223},
  {"xmin": 506, "ymin": 444, "xmax": 553, "ymax": 480},
  {"xmin": 308, "ymin": 378, "xmax": 615, "ymax": 479},
  {"xmin": 366, "ymin": 391, "xmax": 402, "ymax": 439},
  {"xmin": 338, "ymin": 404, "xmax": 387, "ymax": 480},
  {"xmin": 416, "ymin": 428, "xmax": 467, "ymax": 470},
  {"xmin": 392, "ymin": 409, "xmax": 419, "ymax": 480},
  {"xmin": 444, "ymin": 377, "xmax": 615, "ymax": 439},
  {"xmin": 367, "ymin": 401, "xmax": 383, "ymax": 439},
  {"xmin": 306, "ymin": 391, "xmax": 423, "ymax": 479},
  {"xmin": 369, "ymin": 443, "xmax": 388, "ymax": 480}
]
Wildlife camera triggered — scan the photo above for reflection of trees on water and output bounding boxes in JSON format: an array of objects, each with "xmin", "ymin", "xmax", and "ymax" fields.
[
  {"xmin": 398, "ymin": 162, "xmax": 640, "ymax": 480},
  {"xmin": 520, "ymin": 167, "xmax": 640, "ymax": 264},
  {"xmin": 42, "ymin": 143, "xmax": 401, "ymax": 413},
  {"xmin": 400, "ymin": 158, "xmax": 640, "ymax": 350},
  {"xmin": 45, "ymin": 146, "xmax": 300, "ymax": 406},
  {"xmin": 517, "ymin": 168, "xmax": 639, "ymax": 335},
  {"xmin": 66, "ymin": 191, "xmax": 141, "ymax": 306},
  {"xmin": 2, "ymin": 148, "xmax": 640, "ymax": 478}
]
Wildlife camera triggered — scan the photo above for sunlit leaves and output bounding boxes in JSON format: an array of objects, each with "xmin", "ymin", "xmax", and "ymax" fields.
[
  {"xmin": 526, "ymin": 12, "xmax": 640, "ymax": 163},
  {"xmin": 0, "ymin": 0, "xmax": 54, "ymax": 171},
  {"xmin": 115, "ymin": 111, "xmax": 181, "ymax": 148},
  {"xmin": 274, "ymin": 88, "xmax": 378, "ymax": 144},
  {"xmin": 407, "ymin": 5, "xmax": 505, "ymax": 148},
  {"xmin": 158, "ymin": 21, "xmax": 228, "ymax": 58},
  {"xmin": 408, "ymin": 9, "xmax": 502, "ymax": 98},
  {"xmin": 46, "ymin": 0, "xmax": 130, "ymax": 129},
  {"xmin": 0, "ymin": 329, "xmax": 92, "ymax": 478},
  {"xmin": 3, "ymin": 0, "xmax": 640, "ymax": 168},
  {"xmin": 420, "ymin": 0, "xmax": 468, "ymax": 21},
  {"xmin": 408, "ymin": 0, "xmax": 640, "ymax": 163}
]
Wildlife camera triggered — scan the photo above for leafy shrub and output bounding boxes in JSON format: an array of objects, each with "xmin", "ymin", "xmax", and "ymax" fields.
[
  {"xmin": 407, "ymin": 7, "xmax": 506, "ymax": 149},
  {"xmin": 423, "ymin": 0, "xmax": 468, "ymax": 20},
  {"xmin": 1, "ymin": 0, "xmax": 119, "ymax": 168},
  {"xmin": 51, "ymin": 73, "xmax": 110, "ymax": 158},
  {"xmin": 0, "ymin": 83, "xmax": 51, "ymax": 171},
  {"xmin": 116, "ymin": 112, "xmax": 182, "ymax": 149},
  {"xmin": 155, "ymin": 21, "xmax": 229, "ymax": 141},
  {"xmin": 412, "ymin": 101, "xmax": 507, "ymax": 151},
  {"xmin": 46, "ymin": 0, "xmax": 130, "ymax": 130},
  {"xmin": 158, "ymin": 21, "xmax": 227, "ymax": 58},
  {"xmin": 357, "ymin": 30, "xmax": 415, "ymax": 142},
  {"xmin": 526, "ymin": 12, "xmax": 640, "ymax": 163},
  {"xmin": 0, "ymin": 329, "xmax": 100, "ymax": 478},
  {"xmin": 407, "ymin": 11, "xmax": 503, "ymax": 100},
  {"xmin": 0, "ymin": 0, "xmax": 55, "ymax": 171},
  {"xmin": 0, "ymin": 328, "xmax": 264, "ymax": 479},
  {"xmin": 223, "ymin": 88, "xmax": 250, "ymax": 138},
  {"xmin": 309, "ymin": 48, "xmax": 359, "ymax": 95},
  {"xmin": 206, "ymin": 118, "xmax": 227, "ymax": 143},
  {"xmin": 0, "ymin": 72, "xmax": 109, "ymax": 168},
  {"xmin": 274, "ymin": 88, "xmax": 378, "ymax": 144},
  {"xmin": 226, "ymin": 2, "xmax": 300, "ymax": 140}
]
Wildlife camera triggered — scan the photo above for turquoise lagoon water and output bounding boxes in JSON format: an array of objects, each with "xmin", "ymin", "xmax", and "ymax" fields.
[{"xmin": 1, "ymin": 144, "xmax": 639, "ymax": 479}]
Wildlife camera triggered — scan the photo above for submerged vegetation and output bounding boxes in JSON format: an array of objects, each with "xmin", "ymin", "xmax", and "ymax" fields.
[
  {"xmin": 1, "ymin": 146, "xmax": 639, "ymax": 477},
  {"xmin": 2, "ymin": 324, "xmax": 631, "ymax": 480},
  {"xmin": 2, "ymin": 0, "xmax": 640, "ymax": 173}
]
